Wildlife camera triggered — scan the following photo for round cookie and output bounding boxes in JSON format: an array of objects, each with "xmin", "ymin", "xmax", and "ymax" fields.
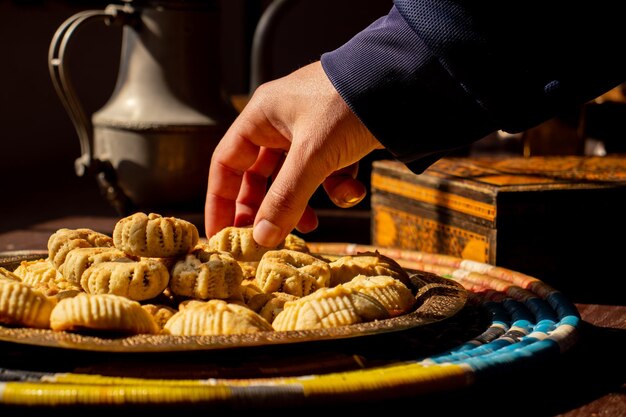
[
  {"xmin": 47, "ymin": 228, "xmax": 114, "ymax": 270},
  {"xmin": 328, "ymin": 251, "xmax": 411, "ymax": 287},
  {"xmin": 170, "ymin": 252, "xmax": 243, "ymax": 300},
  {"xmin": 80, "ymin": 258, "xmax": 170, "ymax": 301},
  {"xmin": 113, "ymin": 212, "xmax": 199, "ymax": 258},
  {"xmin": 254, "ymin": 249, "xmax": 330, "ymax": 297}
]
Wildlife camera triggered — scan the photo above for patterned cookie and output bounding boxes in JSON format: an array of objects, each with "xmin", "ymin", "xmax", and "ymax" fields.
[
  {"xmin": 141, "ymin": 304, "xmax": 177, "ymax": 330},
  {"xmin": 50, "ymin": 293, "xmax": 159, "ymax": 334},
  {"xmin": 61, "ymin": 247, "xmax": 131, "ymax": 285},
  {"xmin": 238, "ymin": 261, "xmax": 259, "ymax": 280},
  {"xmin": 207, "ymin": 226, "xmax": 275, "ymax": 262},
  {"xmin": 254, "ymin": 249, "xmax": 330, "ymax": 297},
  {"xmin": 0, "ymin": 280, "xmax": 56, "ymax": 329},
  {"xmin": 283, "ymin": 233, "xmax": 310, "ymax": 253},
  {"xmin": 10, "ymin": 259, "xmax": 79, "ymax": 296},
  {"xmin": 328, "ymin": 251, "xmax": 410, "ymax": 287},
  {"xmin": 343, "ymin": 275, "xmax": 416, "ymax": 317},
  {"xmin": 48, "ymin": 228, "xmax": 114, "ymax": 270},
  {"xmin": 0, "ymin": 267, "xmax": 22, "ymax": 282},
  {"xmin": 170, "ymin": 252, "xmax": 243, "ymax": 300},
  {"xmin": 163, "ymin": 299, "xmax": 273, "ymax": 336},
  {"xmin": 272, "ymin": 285, "xmax": 389, "ymax": 331},
  {"xmin": 240, "ymin": 280, "xmax": 271, "ymax": 312},
  {"xmin": 80, "ymin": 258, "xmax": 170, "ymax": 301},
  {"xmin": 113, "ymin": 212, "xmax": 199, "ymax": 258},
  {"xmin": 258, "ymin": 292, "xmax": 299, "ymax": 324}
]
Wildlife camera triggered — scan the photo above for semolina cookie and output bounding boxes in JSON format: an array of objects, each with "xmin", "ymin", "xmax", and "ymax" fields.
[
  {"xmin": 258, "ymin": 292, "xmax": 299, "ymax": 324},
  {"xmin": 170, "ymin": 252, "xmax": 243, "ymax": 300},
  {"xmin": 48, "ymin": 228, "xmax": 114, "ymax": 270},
  {"xmin": 240, "ymin": 280, "xmax": 271, "ymax": 312},
  {"xmin": 13, "ymin": 259, "xmax": 60, "ymax": 287},
  {"xmin": 0, "ymin": 280, "xmax": 56, "ymax": 329},
  {"xmin": 50, "ymin": 293, "xmax": 159, "ymax": 334},
  {"xmin": 328, "ymin": 251, "xmax": 410, "ymax": 287},
  {"xmin": 283, "ymin": 233, "xmax": 310, "ymax": 253},
  {"xmin": 61, "ymin": 247, "xmax": 131, "ymax": 285},
  {"xmin": 141, "ymin": 304, "xmax": 177, "ymax": 330},
  {"xmin": 10, "ymin": 259, "xmax": 80, "ymax": 296},
  {"xmin": 207, "ymin": 226, "xmax": 274, "ymax": 262},
  {"xmin": 238, "ymin": 261, "xmax": 259, "ymax": 280},
  {"xmin": 113, "ymin": 212, "xmax": 199, "ymax": 258},
  {"xmin": 343, "ymin": 275, "xmax": 416, "ymax": 317},
  {"xmin": 272, "ymin": 285, "xmax": 389, "ymax": 331},
  {"xmin": 0, "ymin": 267, "xmax": 22, "ymax": 282},
  {"xmin": 80, "ymin": 258, "xmax": 170, "ymax": 301},
  {"xmin": 163, "ymin": 299, "xmax": 273, "ymax": 336},
  {"xmin": 254, "ymin": 249, "xmax": 331, "ymax": 297}
]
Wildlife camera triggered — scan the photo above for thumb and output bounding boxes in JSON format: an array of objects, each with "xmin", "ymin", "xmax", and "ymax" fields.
[{"xmin": 252, "ymin": 150, "xmax": 326, "ymax": 247}]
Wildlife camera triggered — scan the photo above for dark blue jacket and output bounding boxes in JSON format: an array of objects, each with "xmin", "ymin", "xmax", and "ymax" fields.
[{"xmin": 321, "ymin": 0, "xmax": 626, "ymax": 173}]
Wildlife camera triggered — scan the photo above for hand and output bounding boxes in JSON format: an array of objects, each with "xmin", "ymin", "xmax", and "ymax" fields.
[{"xmin": 204, "ymin": 61, "xmax": 383, "ymax": 247}]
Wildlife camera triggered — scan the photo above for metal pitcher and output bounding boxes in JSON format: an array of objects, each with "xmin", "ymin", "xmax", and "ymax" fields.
[{"xmin": 49, "ymin": 0, "xmax": 236, "ymax": 215}]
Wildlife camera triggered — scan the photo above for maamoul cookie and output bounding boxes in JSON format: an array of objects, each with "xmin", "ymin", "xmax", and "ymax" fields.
[
  {"xmin": 283, "ymin": 233, "xmax": 310, "ymax": 253},
  {"xmin": 207, "ymin": 226, "xmax": 274, "ymax": 262},
  {"xmin": 0, "ymin": 267, "xmax": 22, "ymax": 282},
  {"xmin": 254, "ymin": 249, "xmax": 330, "ymax": 297},
  {"xmin": 258, "ymin": 292, "xmax": 299, "ymax": 324},
  {"xmin": 163, "ymin": 299, "xmax": 273, "ymax": 336},
  {"xmin": 50, "ymin": 293, "xmax": 159, "ymax": 334},
  {"xmin": 328, "ymin": 251, "xmax": 410, "ymax": 287},
  {"xmin": 12, "ymin": 259, "xmax": 60, "ymax": 287},
  {"xmin": 0, "ymin": 280, "xmax": 56, "ymax": 328},
  {"xmin": 343, "ymin": 275, "xmax": 416, "ymax": 317},
  {"xmin": 80, "ymin": 258, "xmax": 170, "ymax": 301},
  {"xmin": 10, "ymin": 259, "xmax": 77, "ymax": 296},
  {"xmin": 113, "ymin": 212, "xmax": 199, "ymax": 258},
  {"xmin": 272, "ymin": 285, "xmax": 389, "ymax": 331},
  {"xmin": 170, "ymin": 252, "xmax": 243, "ymax": 300},
  {"xmin": 61, "ymin": 247, "xmax": 131, "ymax": 285},
  {"xmin": 47, "ymin": 228, "xmax": 114, "ymax": 270},
  {"xmin": 141, "ymin": 303, "xmax": 177, "ymax": 329}
]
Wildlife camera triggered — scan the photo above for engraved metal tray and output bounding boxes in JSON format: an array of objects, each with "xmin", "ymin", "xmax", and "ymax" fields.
[{"xmin": 0, "ymin": 250, "xmax": 467, "ymax": 353}]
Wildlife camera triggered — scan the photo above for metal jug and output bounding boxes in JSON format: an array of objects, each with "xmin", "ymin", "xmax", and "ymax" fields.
[{"xmin": 49, "ymin": 0, "xmax": 236, "ymax": 215}]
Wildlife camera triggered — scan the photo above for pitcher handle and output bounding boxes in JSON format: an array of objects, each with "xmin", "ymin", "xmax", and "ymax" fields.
[{"xmin": 48, "ymin": 5, "xmax": 134, "ymax": 177}]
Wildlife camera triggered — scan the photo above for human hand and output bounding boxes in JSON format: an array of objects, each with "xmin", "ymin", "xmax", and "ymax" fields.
[{"xmin": 204, "ymin": 61, "xmax": 383, "ymax": 247}]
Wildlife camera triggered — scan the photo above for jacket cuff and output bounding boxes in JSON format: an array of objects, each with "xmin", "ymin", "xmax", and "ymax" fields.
[{"xmin": 321, "ymin": 6, "xmax": 495, "ymax": 173}]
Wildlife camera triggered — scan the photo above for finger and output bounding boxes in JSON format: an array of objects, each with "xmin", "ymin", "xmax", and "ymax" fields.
[
  {"xmin": 205, "ymin": 109, "xmax": 288, "ymax": 238},
  {"xmin": 295, "ymin": 204, "xmax": 318, "ymax": 233},
  {"xmin": 322, "ymin": 162, "xmax": 366, "ymax": 208},
  {"xmin": 252, "ymin": 149, "xmax": 326, "ymax": 247},
  {"xmin": 234, "ymin": 147, "xmax": 285, "ymax": 227},
  {"xmin": 323, "ymin": 176, "xmax": 367, "ymax": 208}
]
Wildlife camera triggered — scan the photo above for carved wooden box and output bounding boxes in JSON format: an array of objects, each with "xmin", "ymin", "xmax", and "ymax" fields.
[{"xmin": 370, "ymin": 156, "xmax": 626, "ymax": 301}]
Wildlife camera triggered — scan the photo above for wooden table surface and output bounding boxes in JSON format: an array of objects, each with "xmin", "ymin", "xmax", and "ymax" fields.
[{"xmin": 0, "ymin": 214, "xmax": 624, "ymax": 416}]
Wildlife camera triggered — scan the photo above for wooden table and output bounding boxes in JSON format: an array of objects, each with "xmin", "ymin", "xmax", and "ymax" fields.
[{"xmin": 0, "ymin": 215, "xmax": 624, "ymax": 416}]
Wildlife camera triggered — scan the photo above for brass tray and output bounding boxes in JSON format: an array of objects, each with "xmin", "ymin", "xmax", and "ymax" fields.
[{"xmin": 0, "ymin": 250, "xmax": 467, "ymax": 353}]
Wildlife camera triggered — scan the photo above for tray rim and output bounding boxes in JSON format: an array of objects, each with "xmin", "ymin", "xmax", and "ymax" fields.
[{"xmin": 0, "ymin": 249, "xmax": 468, "ymax": 353}]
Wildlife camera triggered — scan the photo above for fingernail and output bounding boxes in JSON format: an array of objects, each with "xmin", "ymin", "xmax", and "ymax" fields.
[
  {"xmin": 254, "ymin": 219, "xmax": 282, "ymax": 247},
  {"xmin": 334, "ymin": 191, "xmax": 365, "ymax": 208}
]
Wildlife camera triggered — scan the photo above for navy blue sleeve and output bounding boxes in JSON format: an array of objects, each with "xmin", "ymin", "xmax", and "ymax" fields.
[{"xmin": 321, "ymin": 1, "xmax": 626, "ymax": 173}]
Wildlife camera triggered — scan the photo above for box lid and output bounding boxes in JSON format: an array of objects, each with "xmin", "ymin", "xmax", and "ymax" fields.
[{"xmin": 372, "ymin": 155, "xmax": 626, "ymax": 226}]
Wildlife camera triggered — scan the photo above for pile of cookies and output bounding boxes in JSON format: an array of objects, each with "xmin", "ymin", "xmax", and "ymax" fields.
[{"xmin": 0, "ymin": 212, "xmax": 417, "ymax": 337}]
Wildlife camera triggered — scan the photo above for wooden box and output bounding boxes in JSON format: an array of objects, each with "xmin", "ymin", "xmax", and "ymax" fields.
[{"xmin": 370, "ymin": 156, "xmax": 626, "ymax": 302}]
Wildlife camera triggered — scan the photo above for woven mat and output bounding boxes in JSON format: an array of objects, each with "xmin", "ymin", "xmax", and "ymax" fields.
[{"xmin": 0, "ymin": 244, "xmax": 580, "ymax": 408}]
